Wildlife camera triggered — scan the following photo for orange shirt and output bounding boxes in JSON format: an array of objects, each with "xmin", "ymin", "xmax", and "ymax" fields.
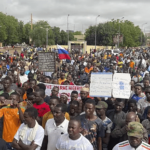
[
  {"xmin": 0, "ymin": 107, "xmax": 25, "ymax": 142},
  {"xmin": 84, "ymin": 67, "xmax": 93, "ymax": 74},
  {"xmin": 58, "ymin": 78, "xmax": 66, "ymax": 85},
  {"xmin": 120, "ymin": 53, "xmax": 123, "ymax": 57},
  {"xmin": 42, "ymin": 111, "xmax": 70, "ymax": 128},
  {"xmin": 129, "ymin": 61, "xmax": 135, "ymax": 68},
  {"xmin": 23, "ymin": 92, "xmax": 27, "ymax": 100},
  {"xmin": 108, "ymin": 54, "xmax": 111, "ymax": 58}
]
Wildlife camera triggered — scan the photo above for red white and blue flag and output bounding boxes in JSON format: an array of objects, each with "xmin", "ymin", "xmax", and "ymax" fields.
[{"xmin": 57, "ymin": 45, "xmax": 71, "ymax": 60}]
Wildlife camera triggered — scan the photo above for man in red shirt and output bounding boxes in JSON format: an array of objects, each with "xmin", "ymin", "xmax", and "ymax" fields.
[{"xmin": 33, "ymin": 89, "xmax": 50, "ymax": 117}]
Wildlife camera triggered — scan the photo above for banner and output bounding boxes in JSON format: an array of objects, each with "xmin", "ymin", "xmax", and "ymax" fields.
[
  {"xmin": 90, "ymin": 73, "xmax": 113, "ymax": 97},
  {"xmin": 44, "ymin": 83, "xmax": 83, "ymax": 101}
]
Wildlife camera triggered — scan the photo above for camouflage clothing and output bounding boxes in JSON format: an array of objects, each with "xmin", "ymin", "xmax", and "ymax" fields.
[
  {"xmin": 127, "ymin": 122, "xmax": 144, "ymax": 138},
  {"xmin": 95, "ymin": 101, "xmax": 108, "ymax": 109}
]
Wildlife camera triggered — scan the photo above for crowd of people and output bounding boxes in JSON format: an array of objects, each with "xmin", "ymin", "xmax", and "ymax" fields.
[{"xmin": 0, "ymin": 47, "xmax": 150, "ymax": 150}]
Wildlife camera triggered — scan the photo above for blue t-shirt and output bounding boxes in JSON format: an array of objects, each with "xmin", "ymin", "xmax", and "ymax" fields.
[{"xmin": 131, "ymin": 94, "xmax": 144, "ymax": 102}]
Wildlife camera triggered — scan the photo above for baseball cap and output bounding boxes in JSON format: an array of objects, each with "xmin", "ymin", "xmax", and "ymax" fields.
[
  {"xmin": 95, "ymin": 101, "xmax": 108, "ymax": 109},
  {"xmin": 127, "ymin": 122, "xmax": 144, "ymax": 138}
]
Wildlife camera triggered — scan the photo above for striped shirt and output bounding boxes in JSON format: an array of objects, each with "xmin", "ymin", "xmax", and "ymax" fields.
[{"xmin": 113, "ymin": 140, "xmax": 150, "ymax": 150}]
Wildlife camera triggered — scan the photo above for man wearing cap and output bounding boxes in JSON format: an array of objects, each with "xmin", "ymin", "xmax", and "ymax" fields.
[
  {"xmin": 111, "ymin": 112, "xmax": 148, "ymax": 144},
  {"xmin": 79, "ymin": 87, "xmax": 90, "ymax": 112},
  {"xmin": 113, "ymin": 122, "xmax": 150, "ymax": 150},
  {"xmin": 80, "ymin": 87, "xmax": 90, "ymax": 103},
  {"xmin": 96, "ymin": 101, "xmax": 113, "ymax": 150}
]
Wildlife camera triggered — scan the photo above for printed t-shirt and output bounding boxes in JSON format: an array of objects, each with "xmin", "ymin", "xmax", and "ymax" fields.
[
  {"xmin": 33, "ymin": 102, "xmax": 50, "ymax": 117},
  {"xmin": 14, "ymin": 123, "xmax": 44, "ymax": 150},
  {"xmin": 0, "ymin": 107, "xmax": 25, "ymax": 142},
  {"xmin": 56, "ymin": 133, "xmax": 93, "ymax": 150},
  {"xmin": 79, "ymin": 114, "xmax": 105, "ymax": 150},
  {"xmin": 42, "ymin": 111, "xmax": 70, "ymax": 128}
]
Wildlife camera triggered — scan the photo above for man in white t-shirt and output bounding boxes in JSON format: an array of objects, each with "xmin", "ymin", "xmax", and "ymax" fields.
[
  {"xmin": 12, "ymin": 107, "xmax": 44, "ymax": 150},
  {"xmin": 41, "ymin": 104, "xmax": 69, "ymax": 150},
  {"xmin": 56, "ymin": 118, "xmax": 93, "ymax": 150},
  {"xmin": 19, "ymin": 68, "xmax": 28, "ymax": 84}
]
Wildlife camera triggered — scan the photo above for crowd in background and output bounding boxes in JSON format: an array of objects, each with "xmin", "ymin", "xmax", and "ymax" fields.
[{"xmin": 0, "ymin": 47, "xmax": 150, "ymax": 149}]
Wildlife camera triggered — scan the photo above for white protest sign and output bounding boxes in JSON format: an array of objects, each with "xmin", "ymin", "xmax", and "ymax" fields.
[
  {"xmin": 90, "ymin": 73, "xmax": 113, "ymax": 97},
  {"xmin": 112, "ymin": 73, "xmax": 131, "ymax": 99},
  {"xmin": 44, "ymin": 83, "xmax": 83, "ymax": 101}
]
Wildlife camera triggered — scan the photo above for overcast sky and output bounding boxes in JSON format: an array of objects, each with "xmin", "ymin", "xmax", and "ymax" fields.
[{"xmin": 1, "ymin": 0, "xmax": 150, "ymax": 33}]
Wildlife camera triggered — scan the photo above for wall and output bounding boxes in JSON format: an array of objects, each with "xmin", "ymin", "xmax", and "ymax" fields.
[
  {"xmin": 74, "ymin": 35, "xmax": 85, "ymax": 41},
  {"xmin": 47, "ymin": 45, "xmax": 112, "ymax": 54}
]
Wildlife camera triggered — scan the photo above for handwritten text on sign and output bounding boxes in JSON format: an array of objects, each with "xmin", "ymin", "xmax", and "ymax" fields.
[
  {"xmin": 44, "ymin": 83, "xmax": 83, "ymax": 102},
  {"xmin": 38, "ymin": 52, "xmax": 55, "ymax": 72},
  {"xmin": 113, "ymin": 73, "xmax": 131, "ymax": 99},
  {"xmin": 90, "ymin": 73, "xmax": 113, "ymax": 97}
]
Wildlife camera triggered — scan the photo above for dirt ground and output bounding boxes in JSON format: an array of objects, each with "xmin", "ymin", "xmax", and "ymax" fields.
[{"xmin": 0, "ymin": 47, "xmax": 22, "ymax": 55}]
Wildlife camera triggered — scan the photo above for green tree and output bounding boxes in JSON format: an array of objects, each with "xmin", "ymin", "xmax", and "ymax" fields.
[
  {"xmin": 85, "ymin": 19, "xmax": 143, "ymax": 47},
  {"xmin": 29, "ymin": 21, "xmax": 55, "ymax": 46},
  {"xmin": 69, "ymin": 32, "xmax": 74, "ymax": 41},
  {"xmin": 18, "ymin": 21, "xmax": 25, "ymax": 43},
  {"xmin": 53, "ymin": 26, "xmax": 61, "ymax": 44},
  {"xmin": 60, "ymin": 30, "xmax": 68, "ymax": 45},
  {"xmin": 23, "ymin": 23, "xmax": 31, "ymax": 44},
  {"xmin": 74, "ymin": 31, "xmax": 82, "ymax": 35}
]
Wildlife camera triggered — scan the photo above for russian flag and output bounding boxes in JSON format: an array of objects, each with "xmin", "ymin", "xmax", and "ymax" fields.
[{"xmin": 57, "ymin": 45, "xmax": 71, "ymax": 60}]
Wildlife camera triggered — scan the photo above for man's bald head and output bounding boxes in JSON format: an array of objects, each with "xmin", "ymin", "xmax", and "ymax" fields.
[{"xmin": 126, "ymin": 112, "xmax": 137, "ymax": 125}]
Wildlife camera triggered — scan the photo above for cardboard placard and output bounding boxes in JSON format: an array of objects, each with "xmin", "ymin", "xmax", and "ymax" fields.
[{"xmin": 38, "ymin": 52, "xmax": 55, "ymax": 72}]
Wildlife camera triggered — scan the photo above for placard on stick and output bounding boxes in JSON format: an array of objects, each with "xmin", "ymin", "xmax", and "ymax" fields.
[
  {"xmin": 90, "ymin": 73, "xmax": 113, "ymax": 97},
  {"xmin": 38, "ymin": 52, "xmax": 55, "ymax": 72},
  {"xmin": 112, "ymin": 73, "xmax": 131, "ymax": 99}
]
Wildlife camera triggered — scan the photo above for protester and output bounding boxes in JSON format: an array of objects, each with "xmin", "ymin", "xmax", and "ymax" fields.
[
  {"xmin": 33, "ymin": 89, "xmax": 50, "ymax": 118},
  {"xmin": 42, "ymin": 96, "xmax": 70, "ymax": 129},
  {"xmin": 19, "ymin": 68, "xmax": 28, "ymax": 84},
  {"xmin": 113, "ymin": 122, "xmax": 150, "ymax": 150},
  {"xmin": 0, "ymin": 76, "xmax": 14, "ymax": 95},
  {"xmin": 96, "ymin": 101, "xmax": 113, "ymax": 150},
  {"xmin": 41, "ymin": 104, "xmax": 69, "ymax": 150},
  {"xmin": 107, "ymin": 99, "xmax": 126, "ymax": 127},
  {"xmin": 0, "ymin": 47, "xmax": 150, "ymax": 150},
  {"xmin": 58, "ymin": 72, "xmax": 66, "ymax": 85},
  {"xmin": 69, "ymin": 100, "xmax": 79, "ymax": 118},
  {"xmin": 79, "ymin": 99, "xmax": 105, "ymax": 150},
  {"xmin": 12, "ymin": 107, "xmax": 44, "ymax": 150},
  {"xmin": 111, "ymin": 112, "xmax": 148, "ymax": 143},
  {"xmin": 0, "ymin": 92, "xmax": 25, "ymax": 149},
  {"xmin": 56, "ymin": 118, "xmax": 93, "ymax": 150}
]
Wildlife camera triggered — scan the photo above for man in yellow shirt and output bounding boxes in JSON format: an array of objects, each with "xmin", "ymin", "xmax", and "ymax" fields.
[
  {"xmin": 42, "ymin": 96, "xmax": 70, "ymax": 128},
  {"xmin": 118, "ymin": 58, "xmax": 123, "ymax": 68},
  {"xmin": 58, "ymin": 72, "xmax": 66, "ymax": 85}
]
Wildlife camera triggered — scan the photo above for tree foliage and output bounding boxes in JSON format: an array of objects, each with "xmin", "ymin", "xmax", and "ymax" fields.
[
  {"xmin": 0, "ymin": 12, "xmax": 75, "ymax": 46},
  {"xmin": 85, "ymin": 19, "xmax": 144, "ymax": 47}
]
